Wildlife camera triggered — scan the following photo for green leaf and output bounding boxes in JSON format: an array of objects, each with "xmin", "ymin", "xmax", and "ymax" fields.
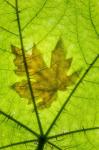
[{"xmin": 0, "ymin": 0, "xmax": 99, "ymax": 150}]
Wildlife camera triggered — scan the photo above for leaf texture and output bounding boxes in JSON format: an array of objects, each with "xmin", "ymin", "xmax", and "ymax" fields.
[
  {"xmin": 12, "ymin": 39, "xmax": 79, "ymax": 108},
  {"xmin": 0, "ymin": 0, "xmax": 99, "ymax": 150}
]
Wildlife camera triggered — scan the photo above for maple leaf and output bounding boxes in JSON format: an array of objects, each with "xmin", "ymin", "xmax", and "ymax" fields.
[{"xmin": 11, "ymin": 39, "xmax": 79, "ymax": 108}]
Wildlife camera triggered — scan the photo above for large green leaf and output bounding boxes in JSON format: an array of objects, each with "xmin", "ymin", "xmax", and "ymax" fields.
[{"xmin": 0, "ymin": 0, "xmax": 99, "ymax": 150}]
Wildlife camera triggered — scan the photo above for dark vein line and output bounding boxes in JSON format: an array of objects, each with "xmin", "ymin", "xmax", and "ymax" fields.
[
  {"xmin": 45, "ymin": 54, "xmax": 99, "ymax": 136},
  {"xmin": 74, "ymin": 1, "xmax": 87, "ymax": 64},
  {"xmin": 0, "ymin": 115, "xmax": 8, "ymax": 125},
  {"xmin": 89, "ymin": 0, "xmax": 99, "ymax": 38},
  {"xmin": 0, "ymin": 110, "xmax": 39, "ymax": 137},
  {"xmin": 0, "ymin": 12, "xmax": 16, "ymax": 16},
  {"xmin": 83, "ymin": 130, "xmax": 96, "ymax": 149},
  {"xmin": 0, "ymin": 26, "xmax": 18, "ymax": 36},
  {"xmin": 47, "ymin": 141, "xmax": 62, "ymax": 150},
  {"xmin": 4, "ymin": 0, "xmax": 16, "ymax": 9},
  {"xmin": 22, "ymin": 0, "xmax": 47, "ymax": 31},
  {"xmin": 0, "ymin": 139, "xmax": 37, "ymax": 150},
  {"xmin": 15, "ymin": 0, "xmax": 43, "ymax": 135},
  {"xmin": 62, "ymin": 144, "xmax": 81, "ymax": 149},
  {"xmin": 37, "ymin": 9, "xmax": 66, "ymax": 44},
  {"xmin": 73, "ymin": 95, "xmax": 99, "ymax": 101},
  {"xmin": 47, "ymin": 127, "xmax": 99, "ymax": 139},
  {"xmin": 84, "ymin": 79, "xmax": 99, "ymax": 85}
]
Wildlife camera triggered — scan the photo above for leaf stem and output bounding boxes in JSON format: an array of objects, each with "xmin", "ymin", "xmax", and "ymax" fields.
[
  {"xmin": 0, "ymin": 110, "xmax": 39, "ymax": 137},
  {"xmin": 47, "ymin": 126, "xmax": 99, "ymax": 139},
  {"xmin": 47, "ymin": 141, "xmax": 62, "ymax": 150},
  {"xmin": 36, "ymin": 136, "xmax": 46, "ymax": 150},
  {"xmin": 0, "ymin": 139, "xmax": 37, "ymax": 149},
  {"xmin": 45, "ymin": 54, "xmax": 99, "ymax": 136},
  {"xmin": 15, "ymin": 0, "xmax": 43, "ymax": 135}
]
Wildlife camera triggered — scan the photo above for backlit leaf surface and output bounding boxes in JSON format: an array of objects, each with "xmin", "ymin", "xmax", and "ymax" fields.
[{"xmin": 0, "ymin": 0, "xmax": 99, "ymax": 150}]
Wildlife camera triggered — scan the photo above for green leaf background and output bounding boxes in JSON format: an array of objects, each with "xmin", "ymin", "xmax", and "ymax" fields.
[{"xmin": 0, "ymin": 0, "xmax": 99, "ymax": 149}]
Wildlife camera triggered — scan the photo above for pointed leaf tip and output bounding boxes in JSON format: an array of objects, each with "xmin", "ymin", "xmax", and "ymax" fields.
[
  {"xmin": 11, "ymin": 45, "xmax": 22, "ymax": 55},
  {"xmin": 55, "ymin": 38, "xmax": 64, "ymax": 50}
]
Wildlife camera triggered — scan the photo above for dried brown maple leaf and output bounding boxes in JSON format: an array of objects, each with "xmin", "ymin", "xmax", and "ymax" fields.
[{"xmin": 11, "ymin": 39, "xmax": 79, "ymax": 108}]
